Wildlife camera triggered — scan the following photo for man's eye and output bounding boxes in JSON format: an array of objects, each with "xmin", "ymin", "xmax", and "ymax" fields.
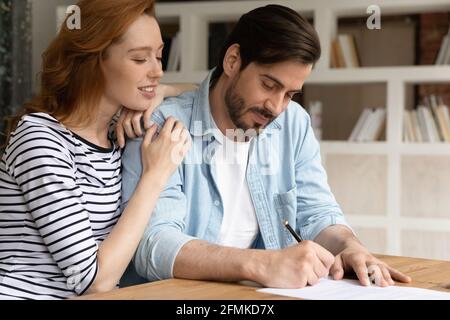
[
  {"xmin": 132, "ymin": 59, "xmax": 147, "ymax": 64},
  {"xmin": 262, "ymin": 82, "xmax": 274, "ymax": 90}
]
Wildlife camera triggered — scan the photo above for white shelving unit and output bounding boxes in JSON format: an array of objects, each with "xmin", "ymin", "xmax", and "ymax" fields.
[{"xmin": 156, "ymin": 0, "xmax": 450, "ymax": 260}]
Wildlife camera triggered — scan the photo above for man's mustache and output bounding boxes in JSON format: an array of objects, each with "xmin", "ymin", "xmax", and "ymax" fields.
[{"xmin": 247, "ymin": 107, "xmax": 275, "ymax": 120}]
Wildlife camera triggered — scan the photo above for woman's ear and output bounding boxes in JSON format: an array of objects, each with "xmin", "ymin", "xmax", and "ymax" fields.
[{"xmin": 222, "ymin": 44, "xmax": 241, "ymax": 77}]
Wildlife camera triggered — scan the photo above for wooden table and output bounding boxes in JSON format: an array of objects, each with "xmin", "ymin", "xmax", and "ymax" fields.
[{"xmin": 79, "ymin": 255, "xmax": 450, "ymax": 300}]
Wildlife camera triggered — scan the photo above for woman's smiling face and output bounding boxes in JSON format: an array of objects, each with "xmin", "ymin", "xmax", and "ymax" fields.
[{"xmin": 101, "ymin": 14, "xmax": 164, "ymax": 112}]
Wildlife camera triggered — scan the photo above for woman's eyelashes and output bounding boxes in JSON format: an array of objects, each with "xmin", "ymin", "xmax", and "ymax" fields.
[
  {"xmin": 132, "ymin": 58, "xmax": 147, "ymax": 64},
  {"xmin": 132, "ymin": 56, "xmax": 163, "ymax": 64}
]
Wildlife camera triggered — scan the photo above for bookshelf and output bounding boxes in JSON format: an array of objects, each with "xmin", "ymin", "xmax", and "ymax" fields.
[{"xmin": 155, "ymin": 0, "xmax": 450, "ymax": 260}]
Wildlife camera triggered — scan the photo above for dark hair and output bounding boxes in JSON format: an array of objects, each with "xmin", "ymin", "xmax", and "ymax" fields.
[{"xmin": 211, "ymin": 4, "xmax": 321, "ymax": 85}]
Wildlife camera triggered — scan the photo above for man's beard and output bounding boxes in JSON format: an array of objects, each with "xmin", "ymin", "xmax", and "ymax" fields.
[{"xmin": 224, "ymin": 79, "xmax": 275, "ymax": 134}]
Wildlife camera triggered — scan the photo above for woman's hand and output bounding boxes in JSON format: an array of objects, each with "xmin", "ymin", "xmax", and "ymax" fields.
[
  {"xmin": 116, "ymin": 83, "xmax": 198, "ymax": 148},
  {"xmin": 116, "ymin": 84, "xmax": 167, "ymax": 148},
  {"xmin": 141, "ymin": 117, "xmax": 191, "ymax": 183}
]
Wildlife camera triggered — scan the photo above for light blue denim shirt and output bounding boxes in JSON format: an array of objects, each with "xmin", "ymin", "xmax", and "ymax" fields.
[{"xmin": 121, "ymin": 71, "xmax": 352, "ymax": 282}]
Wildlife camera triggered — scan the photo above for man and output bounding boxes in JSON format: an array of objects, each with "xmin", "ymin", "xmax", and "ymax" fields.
[{"xmin": 120, "ymin": 4, "xmax": 411, "ymax": 288}]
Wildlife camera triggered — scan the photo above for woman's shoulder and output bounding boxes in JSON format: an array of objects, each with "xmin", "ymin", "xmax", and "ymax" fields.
[
  {"xmin": 19, "ymin": 112, "xmax": 64, "ymax": 131},
  {"xmin": 5, "ymin": 113, "xmax": 74, "ymax": 160},
  {"xmin": 13, "ymin": 112, "xmax": 70, "ymax": 137}
]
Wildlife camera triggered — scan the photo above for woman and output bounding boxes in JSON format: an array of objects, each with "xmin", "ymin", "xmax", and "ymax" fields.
[{"xmin": 0, "ymin": 0, "xmax": 191, "ymax": 299}]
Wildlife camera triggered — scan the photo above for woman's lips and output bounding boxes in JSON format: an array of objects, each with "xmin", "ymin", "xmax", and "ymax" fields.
[{"xmin": 139, "ymin": 86, "xmax": 157, "ymax": 99}]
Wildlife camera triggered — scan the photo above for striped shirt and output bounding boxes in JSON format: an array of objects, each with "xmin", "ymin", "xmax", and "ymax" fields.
[{"xmin": 0, "ymin": 113, "xmax": 122, "ymax": 300}]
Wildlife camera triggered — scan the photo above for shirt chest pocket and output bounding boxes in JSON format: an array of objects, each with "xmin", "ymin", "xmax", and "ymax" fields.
[{"xmin": 274, "ymin": 187, "xmax": 298, "ymax": 246}]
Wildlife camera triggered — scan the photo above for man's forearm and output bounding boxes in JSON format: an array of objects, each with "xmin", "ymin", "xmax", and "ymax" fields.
[
  {"xmin": 314, "ymin": 224, "xmax": 361, "ymax": 256},
  {"xmin": 173, "ymin": 240, "xmax": 260, "ymax": 282}
]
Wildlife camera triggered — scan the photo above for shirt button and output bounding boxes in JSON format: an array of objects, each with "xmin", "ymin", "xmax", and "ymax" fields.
[{"xmin": 214, "ymin": 200, "xmax": 220, "ymax": 206}]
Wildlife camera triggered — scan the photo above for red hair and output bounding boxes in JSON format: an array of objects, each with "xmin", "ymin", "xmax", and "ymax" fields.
[{"xmin": 6, "ymin": 0, "xmax": 155, "ymax": 138}]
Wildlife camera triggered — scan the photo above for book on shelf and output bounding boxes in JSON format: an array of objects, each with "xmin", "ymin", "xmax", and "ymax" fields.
[
  {"xmin": 404, "ymin": 110, "xmax": 423, "ymax": 142},
  {"xmin": 435, "ymin": 26, "xmax": 450, "ymax": 65},
  {"xmin": 427, "ymin": 94, "xmax": 444, "ymax": 141},
  {"xmin": 436, "ymin": 105, "xmax": 450, "ymax": 141},
  {"xmin": 349, "ymin": 108, "xmax": 371, "ymax": 141},
  {"xmin": 404, "ymin": 111, "xmax": 415, "ymax": 142},
  {"xmin": 331, "ymin": 39, "xmax": 346, "ymax": 68},
  {"xmin": 403, "ymin": 96, "xmax": 450, "ymax": 143},
  {"xmin": 331, "ymin": 34, "xmax": 360, "ymax": 68},
  {"xmin": 418, "ymin": 105, "xmax": 440, "ymax": 142},
  {"xmin": 349, "ymin": 108, "xmax": 386, "ymax": 142},
  {"xmin": 412, "ymin": 110, "xmax": 423, "ymax": 142},
  {"xmin": 338, "ymin": 18, "xmax": 415, "ymax": 67}
]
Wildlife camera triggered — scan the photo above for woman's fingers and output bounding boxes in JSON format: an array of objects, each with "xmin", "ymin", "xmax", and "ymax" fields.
[
  {"xmin": 142, "ymin": 124, "xmax": 158, "ymax": 147},
  {"xmin": 123, "ymin": 110, "xmax": 137, "ymax": 139},
  {"xmin": 143, "ymin": 107, "xmax": 155, "ymax": 130},
  {"xmin": 161, "ymin": 117, "xmax": 177, "ymax": 137},
  {"xmin": 131, "ymin": 112, "xmax": 144, "ymax": 137},
  {"xmin": 140, "ymin": 117, "xmax": 190, "ymax": 179},
  {"xmin": 115, "ymin": 108, "xmax": 127, "ymax": 148},
  {"xmin": 171, "ymin": 120, "xmax": 185, "ymax": 141}
]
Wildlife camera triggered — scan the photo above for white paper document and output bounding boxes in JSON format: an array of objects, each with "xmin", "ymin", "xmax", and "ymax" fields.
[{"xmin": 258, "ymin": 277, "xmax": 450, "ymax": 300}]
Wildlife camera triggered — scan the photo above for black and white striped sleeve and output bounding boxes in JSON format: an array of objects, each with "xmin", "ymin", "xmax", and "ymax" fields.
[{"xmin": 5, "ymin": 125, "xmax": 99, "ymax": 295}]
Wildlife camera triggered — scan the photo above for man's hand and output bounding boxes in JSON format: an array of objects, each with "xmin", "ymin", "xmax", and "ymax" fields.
[
  {"xmin": 250, "ymin": 240, "xmax": 335, "ymax": 288},
  {"xmin": 314, "ymin": 225, "xmax": 412, "ymax": 287},
  {"xmin": 330, "ymin": 240, "xmax": 412, "ymax": 286}
]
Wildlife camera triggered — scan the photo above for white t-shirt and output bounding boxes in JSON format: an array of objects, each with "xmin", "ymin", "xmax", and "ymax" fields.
[{"xmin": 212, "ymin": 128, "xmax": 259, "ymax": 249}]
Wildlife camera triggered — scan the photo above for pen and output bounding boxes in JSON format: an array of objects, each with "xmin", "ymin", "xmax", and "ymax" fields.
[{"xmin": 284, "ymin": 220, "xmax": 302, "ymax": 242}]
